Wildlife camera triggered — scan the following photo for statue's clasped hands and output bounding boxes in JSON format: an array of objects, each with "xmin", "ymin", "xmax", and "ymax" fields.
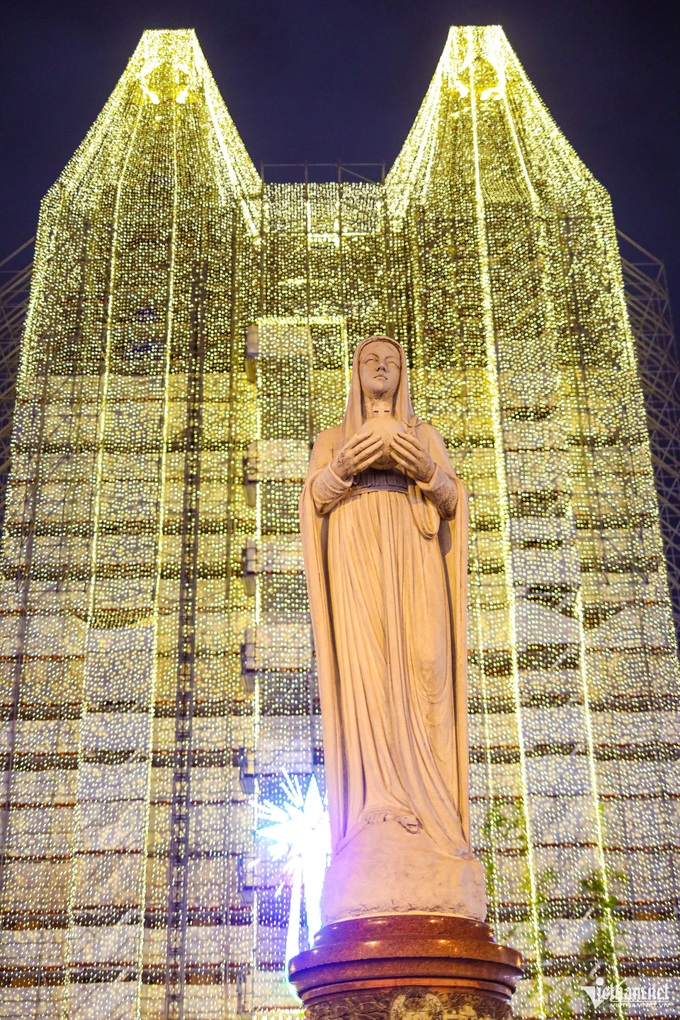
[
  {"xmin": 331, "ymin": 432, "xmax": 383, "ymax": 480},
  {"xmin": 390, "ymin": 431, "xmax": 435, "ymax": 483},
  {"xmin": 331, "ymin": 430, "xmax": 435, "ymax": 484}
]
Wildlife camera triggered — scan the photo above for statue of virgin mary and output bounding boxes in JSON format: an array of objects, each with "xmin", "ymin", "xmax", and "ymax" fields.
[{"xmin": 300, "ymin": 337, "xmax": 486, "ymax": 924}]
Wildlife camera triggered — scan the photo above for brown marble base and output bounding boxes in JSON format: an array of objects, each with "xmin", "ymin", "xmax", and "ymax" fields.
[{"xmin": 289, "ymin": 915, "xmax": 522, "ymax": 1020}]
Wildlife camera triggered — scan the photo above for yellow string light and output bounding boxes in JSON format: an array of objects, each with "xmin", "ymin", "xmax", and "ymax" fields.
[{"xmin": 0, "ymin": 24, "xmax": 677, "ymax": 1020}]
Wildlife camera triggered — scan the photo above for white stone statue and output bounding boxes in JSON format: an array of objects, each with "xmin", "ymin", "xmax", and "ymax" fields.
[{"xmin": 300, "ymin": 336, "xmax": 486, "ymax": 924}]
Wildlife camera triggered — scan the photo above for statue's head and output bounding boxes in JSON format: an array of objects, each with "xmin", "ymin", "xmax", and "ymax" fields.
[
  {"xmin": 358, "ymin": 337, "xmax": 401, "ymax": 403},
  {"xmin": 342, "ymin": 336, "xmax": 415, "ymax": 438}
]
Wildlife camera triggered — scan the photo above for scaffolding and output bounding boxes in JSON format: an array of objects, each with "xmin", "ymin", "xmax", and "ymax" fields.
[
  {"xmin": 619, "ymin": 232, "xmax": 680, "ymax": 654},
  {"xmin": 0, "ymin": 239, "xmax": 33, "ymax": 536}
]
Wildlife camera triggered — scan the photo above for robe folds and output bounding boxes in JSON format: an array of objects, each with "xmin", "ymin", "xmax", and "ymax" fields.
[{"xmin": 300, "ymin": 342, "xmax": 472, "ymax": 862}]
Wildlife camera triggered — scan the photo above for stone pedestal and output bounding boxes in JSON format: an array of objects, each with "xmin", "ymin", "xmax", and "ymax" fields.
[{"xmin": 289, "ymin": 915, "xmax": 522, "ymax": 1020}]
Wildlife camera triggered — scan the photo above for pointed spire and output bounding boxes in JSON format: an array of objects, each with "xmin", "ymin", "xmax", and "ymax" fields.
[
  {"xmin": 386, "ymin": 25, "xmax": 601, "ymax": 223},
  {"xmin": 55, "ymin": 29, "xmax": 260, "ymax": 229}
]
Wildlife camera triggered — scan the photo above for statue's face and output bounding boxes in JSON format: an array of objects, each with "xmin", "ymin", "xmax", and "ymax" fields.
[{"xmin": 359, "ymin": 341, "xmax": 401, "ymax": 402}]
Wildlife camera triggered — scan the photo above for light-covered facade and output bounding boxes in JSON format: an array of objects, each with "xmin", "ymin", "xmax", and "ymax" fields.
[{"xmin": 0, "ymin": 26, "xmax": 678, "ymax": 1020}]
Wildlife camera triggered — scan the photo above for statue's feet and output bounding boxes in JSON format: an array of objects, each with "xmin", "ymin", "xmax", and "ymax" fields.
[
  {"xmin": 398, "ymin": 813, "xmax": 421, "ymax": 834},
  {"xmin": 363, "ymin": 808, "xmax": 422, "ymax": 833}
]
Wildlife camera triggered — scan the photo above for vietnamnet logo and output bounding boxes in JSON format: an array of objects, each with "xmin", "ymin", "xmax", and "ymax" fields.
[{"xmin": 582, "ymin": 976, "xmax": 672, "ymax": 1009}]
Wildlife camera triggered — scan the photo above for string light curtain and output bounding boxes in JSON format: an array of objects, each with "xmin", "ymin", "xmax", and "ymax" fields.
[{"xmin": 0, "ymin": 25, "xmax": 677, "ymax": 1020}]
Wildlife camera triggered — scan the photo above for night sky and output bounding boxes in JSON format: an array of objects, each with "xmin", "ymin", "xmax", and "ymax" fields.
[{"xmin": 2, "ymin": 0, "xmax": 680, "ymax": 316}]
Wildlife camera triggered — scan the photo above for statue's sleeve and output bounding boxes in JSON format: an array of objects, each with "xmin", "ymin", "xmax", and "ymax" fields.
[
  {"xmin": 414, "ymin": 427, "xmax": 459, "ymax": 520},
  {"xmin": 311, "ymin": 464, "xmax": 352, "ymax": 514},
  {"xmin": 417, "ymin": 465, "xmax": 458, "ymax": 520},
  {"xmin": 307, "ymin": 430, "xmax": 352, "ymax": 514}
]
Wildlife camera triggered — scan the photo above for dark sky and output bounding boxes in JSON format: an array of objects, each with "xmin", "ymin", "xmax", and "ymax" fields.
[{"xmin": 2, "ymin": 0, "xmax": 680, "ymax": 315}]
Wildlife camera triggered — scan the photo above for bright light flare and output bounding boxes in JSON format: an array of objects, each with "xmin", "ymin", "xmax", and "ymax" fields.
[{"xmin": 258, "ymin": 773, "xmax": 331, "ymax": 970}]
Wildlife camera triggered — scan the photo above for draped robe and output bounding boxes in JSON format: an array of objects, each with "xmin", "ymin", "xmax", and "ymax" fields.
[{"xmin": 300, "ymin": 338, "xmax": 472, "ymax": 863}]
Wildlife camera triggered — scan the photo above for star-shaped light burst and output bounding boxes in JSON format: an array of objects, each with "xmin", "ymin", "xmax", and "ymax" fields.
[{"xmin": 257, "ymin": 773, "xmax": 331, "ymax": 972}]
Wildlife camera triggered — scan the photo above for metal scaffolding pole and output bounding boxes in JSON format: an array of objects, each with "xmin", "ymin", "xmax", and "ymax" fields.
[
  {"xmin": 619, "ymin": 230, "xmax": 680, "ymax": 654},
  {"xmin": 164, "ymin": 260, "xmax": 207, "ymax": 1020},
  {"xmin": 0, "ymin": 238, "xmax": 33, "ymax": 535}
]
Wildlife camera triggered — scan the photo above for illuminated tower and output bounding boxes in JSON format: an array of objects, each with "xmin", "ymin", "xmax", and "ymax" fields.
[
  {"xmin": 0, "ymin": 25, "xmax": 678, "ymax": 1020},
  {"xmin": 0, "ymin": 30, "xmax": 262, "ymax": 1020}
]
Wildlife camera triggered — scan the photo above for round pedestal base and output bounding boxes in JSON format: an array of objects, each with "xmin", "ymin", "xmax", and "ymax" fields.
[{"xmin": 289, "ymin": 915, "xmax": 522, "ymax": 1020}]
